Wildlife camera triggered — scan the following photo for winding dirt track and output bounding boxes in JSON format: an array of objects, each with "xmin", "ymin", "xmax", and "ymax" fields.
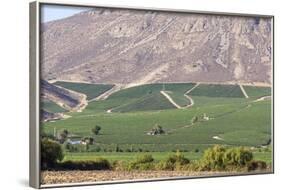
[
  {"xmin": 239, "ymin": 84, "xmax": 249, "ymax": 98},
  {"xmin": 90, "ymin": 84, "xmax": 125, "ymax": 102},
  {"xmin": 160, "ymin": 83, "xmax": 199, "ymax": 109},
  {"xmin": 160, "ymin": 91, "xmax": 182, "ymax": 109},
  {"xmin": 184, "ymin": 94, "xmax": 194, "ymax": 108}
]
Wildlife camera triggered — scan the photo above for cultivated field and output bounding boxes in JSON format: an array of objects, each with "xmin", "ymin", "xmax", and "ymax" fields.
[
  {"xmin": 53, "ymin": 81, "xmax": 114, "ymax": 100},
  {"xmin": 62, "ymin": 151, "xmax": 272, "ymax": 164},
  {"xmin": 42, "ymin": 82, "xmax": 272, "ymax": 152},
  {"xmin": 41, "ymin": 99, "xmax": 67, "ymax": 113}
]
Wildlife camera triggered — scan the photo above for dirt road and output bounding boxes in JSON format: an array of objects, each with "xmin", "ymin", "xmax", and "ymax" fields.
[
  {"xmin": 160, "ymin": 83, "xmax": 199, "ymax": 109},
  {"xmin": 160, "ymin": 91, "xmax": 182, "ymax": 109},
  {"xmin": 90, "ymin": 84, "xmax": 125, "ymax": 101},
  {"xmin": 239, "ymin": 84, "xmax": 249, "ymax": 98},
  {"xmin": 41, "ymin": 170, "xmax": 237, "ymax": 185}
]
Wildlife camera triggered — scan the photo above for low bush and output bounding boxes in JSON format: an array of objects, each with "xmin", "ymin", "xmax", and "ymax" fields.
[
  {"xmin": 59, "ymin": 158, "xmax": 111, "ymax": 170},
  {"xmin": 127, "ymin": 162, "xmax": 155, "ymax": 171},
  {"xmin": 112, "ymin": 160, "xmax": 127, "ymax": 171},
  {"xmin": 223, "ymin": 147, "xmax": 253, "ymax": 166},
  {"xmin": 247, "ymin": 160, "xmax": 267, "ymax": 171},
  {"xmin": 199, "ymin": 145, "xmax": 255, "ymax": 171},
  {"xmin": 127, "ymin": 154, "xmax": 155, "ymax": 170},
  {"xmin": 41, "ymin": 138, "xmax": 64, "ymax": 169},
  {"xmin": 135, "ymin": 154, "xmax": 154, "ymax": 163},
  {"xmin": 194, "ymin": 149, "xmax": 200, "ymax": 153},
  {"xmin": 156, "ymin": 151, "xmax": 190, "ymax": 170},
  {"xmin": 200, "ymin": 145, "xmax": 226, "ymax": 171}
]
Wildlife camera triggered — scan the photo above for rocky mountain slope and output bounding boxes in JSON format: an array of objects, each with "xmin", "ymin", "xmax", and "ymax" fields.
[
  {"xmin": 41, "ymin": 109, "xmax": 64, "ymax": 122},
  {"xmin": 41, "ymin": 8, "xmax": 272, "ymax": 86},
  {"xmin": 41, "ymin": 80, "xmax": 87, "ymax": 112}
]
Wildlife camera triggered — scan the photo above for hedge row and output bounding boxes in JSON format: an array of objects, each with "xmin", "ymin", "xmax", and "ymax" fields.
[
  {"xmin": 56, "ymin": 158, "xmax": 111, "ymax": 170},
  {"xmin": 41, "ymin": 140, "xmax": 268, "ymax": 172}
]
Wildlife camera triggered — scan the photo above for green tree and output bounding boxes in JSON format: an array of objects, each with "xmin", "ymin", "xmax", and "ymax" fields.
[
  {"xmin": 200, "ymin": 145, "xmax": 254, "ymax": 171},
  {"xmin": 223, "ymin": 147, "xmax": 253, "ymax": 166},
  {"xmin": 88, "ymin": 137, "xmax": 94, "ymax": 145},
  {"xmin": 63, "ymin": 141, "xmax": 71, "ymax": 151},
  {"xmin": 41, "ymin": 138, "xmax": 64, "ymax": 169},
  {"xmin": 115, "ymin": 144, "xmax": 120, "ymax": 152},
  {"xmin": 92, "ymin": 125, "xmax": 101, "ymax": 135},
  {"xmin": 62, "ymin": 129, "xmax": 69, "ymax": 136},
  {"xmin": 191, "ymin": 116, "xmax": 198, "ymax": 124},
  {"xmin": 151, "ymin": 124, "xmax": 165, "ymax": 135},
  {"xmin": 58, "ymin": 129, "xmax": 69, "ymax": 143}
]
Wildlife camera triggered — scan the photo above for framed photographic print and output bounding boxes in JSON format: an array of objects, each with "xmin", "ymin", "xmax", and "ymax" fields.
[{"xmin": 29, "ymin": 1, "xmax": 274, "ymax": 188}]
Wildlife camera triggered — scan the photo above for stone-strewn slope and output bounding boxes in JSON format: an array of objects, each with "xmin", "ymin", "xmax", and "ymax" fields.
[
  {"xmin": 41, "ymin": 8, "xmax": 272, "ymax": 85},
  {"xmin": 41, "ymin": 80, "xmax": 87, "ymax": 112}
]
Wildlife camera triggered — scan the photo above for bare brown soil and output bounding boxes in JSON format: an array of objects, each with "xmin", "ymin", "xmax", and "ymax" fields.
[{"xmin": 41, "ymin": 170, "xmax": 238, "ymax": 185}]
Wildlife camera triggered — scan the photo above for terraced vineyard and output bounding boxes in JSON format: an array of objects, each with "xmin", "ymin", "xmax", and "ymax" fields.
[
  {"xmin": 243, "ymin": 86, "xmax": 271, "ymax": 98},
  {"xmin": 42, "ymin": 83, "xmax": 272, "ymax": 158},
  {"xmin": 54, "ymin": 81, "xmax": 114, "ymax": 100},
  {"xmin": 82, "ymin": 83, "xmax": 196, "ymax": 113},
  {"xmin": 188, "ymin": 84, "xmax": 244, "ymax": 97},
  {"xmin": 41, "ymin": 99, "xmax": 66, "ymax": 113}
]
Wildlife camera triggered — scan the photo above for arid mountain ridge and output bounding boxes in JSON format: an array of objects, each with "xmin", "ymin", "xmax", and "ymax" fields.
[
  {"xmin": 41, "ymin": 80, "xmax": 87, "ymax": 112},
  {"xmin": 41, "ymin": 8, "xmax": 272, "ymax": 86}
]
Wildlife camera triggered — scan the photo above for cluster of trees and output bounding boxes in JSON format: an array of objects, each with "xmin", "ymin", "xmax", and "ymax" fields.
[
  {"xmin": 92, "ymin": 125, "xmax": 101, "ymax": 135},
  {"xmin": 41, "ymin": 138, "xmax": 64, "ymax": 169},
  {"xmin": 57, "ymin": 129, "xmax": 69, "ymax": 143},
  {"xmin": 148, "ymin": 124, "xmax": 165, "ymax": 135},
  {"xmin": 56, "ymin": 125, "xmax": 102, "ymax": 144},
  {"xmin": 199, "ymin": 145, "xmax": 254, "ymax": 171},
  {"xmin": 41, "ymin": 125, "xmax": 103, "ymax": 168},
  {"xmin": 41, "ymin": 138, "xmax": 111, "ymax": 170},
  {"xmin": 124, "ymin": 146, "xmax": 267, "ymax": 172},
  {"xmin": 41, "ymin": 139, "xmax": 268, "ymax": 172}
]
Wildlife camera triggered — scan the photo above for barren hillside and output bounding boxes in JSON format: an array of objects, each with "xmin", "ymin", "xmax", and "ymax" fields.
[
  {"xmin": 41, "ymin": 80, "xmax": 87, "ymax": 112},
  {"xmin": 41, "ymin": 8, "xmax": 272, "ymax": 85}
]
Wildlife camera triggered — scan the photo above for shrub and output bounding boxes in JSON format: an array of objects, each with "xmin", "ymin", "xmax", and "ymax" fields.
[
  {"xmin": 92, "ymin": 146, "xmax": 101, "ymax": 152},
  {"xmin": 167, "ymin": 151, "xmax": 190, "ymax": 165},
  {"xmin": 127, "ymin": 154, "xmax": 155, "ymax": 170},
  {"xmin": 156, "ymin": 160, "xmax": 174, "ymax": 170},
  {"xmin": 223, "ymin": 147, "xmax": 253, "ymax": 166},
  {"xmin": 40, "ymin": 130, "xmax": 55, "ymax": 140},
  {"xmin": 59, "ymin": 158, "xmax": 111, "ymax": 170},
  {"xmin": 115, "ymin": 145, "xmax": 120, "ymax": 152},
  {"xmin": 200, "ymin": 145, "xmax": 254, "ymax": 171},
  {"xmin": 112, "ymin": 160, "xmax": 127, "ymax": 171},
  {"xmin": 185, "ymin": 160, "xmax": 202, "ymax": 171},
  {"xmin": 125, "ymin": 148, "xmax": 131, "ymax": 152},
  {"xmin": 135, "ymin": 154, "xmax": 154, "ymax": 163},
  {"xmin": 148, "ymin": 124, "xmax": 165, "ymax": 135},
  {"xmin": 41, "ymin": 138, "xmax": 64, "ymax": 169},
  {"xmin": 128, "ymin": 162, "xmax": 155, "ymax": 171},
  {"xmin": 191, "ymin": 116, "xmax": 198, "ymax": 124},
  {"xmin": 57, "ymin": 129, "xmax": 69, "ymax": 144},
  {"xmin": 247, "ymin": 160, "xmax": 267, "ymax": 171},
  {"xmin": 201, "ymin": 145, "xmax": 226, "ymax": 171},
  {"xmin": 92, "ymin": 125, "xmax": 101, "ymax": 135},
  {"xmin": 156, "ymin": 151, "xmax": 190, "ymax": 170},
  {"xmin": 63, "ymin": 141, "xmax": 72, "ymax": 151}
]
